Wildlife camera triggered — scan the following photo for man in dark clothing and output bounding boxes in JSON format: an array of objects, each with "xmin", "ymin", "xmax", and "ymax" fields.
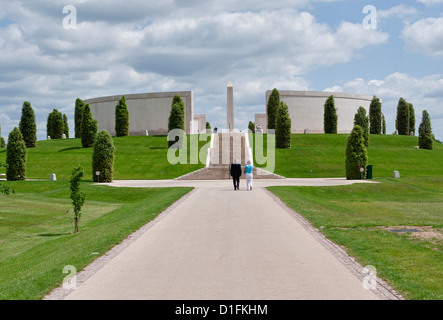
[{"xmin": 230, "ymin": 159, "xmax": 242, "ymax": 190}]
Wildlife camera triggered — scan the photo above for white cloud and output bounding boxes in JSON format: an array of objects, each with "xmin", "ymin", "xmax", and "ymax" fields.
[
  {"xmin": 378, "ymin": 5, "xmax": 418, "ymax": 20},
  {"xmin": 402, "ymin": 17, "xmax": 443, "ymax": 57},
  {"xmin": 417, "ymin": 0, "xmax": 443, "ymax": 6}
]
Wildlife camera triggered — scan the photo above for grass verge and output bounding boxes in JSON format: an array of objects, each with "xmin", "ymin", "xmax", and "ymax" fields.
[
  {"xmin": 0, "ymin": 181, "xmax": 192, "ymax": 300},
  {"xmin": 267, "ymin": 177, "xmax": 443, "ymax": 300}
]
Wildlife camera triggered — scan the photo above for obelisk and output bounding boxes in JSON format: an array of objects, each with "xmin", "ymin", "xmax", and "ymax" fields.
[{"xmin": 227, "ymin": 82, "xmax": 234, "ymax": 131}]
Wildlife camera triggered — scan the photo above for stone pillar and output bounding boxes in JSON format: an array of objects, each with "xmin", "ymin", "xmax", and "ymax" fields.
[{"xmin": 227, "ymin": 82, "xmax": 234, "ymax": 131}]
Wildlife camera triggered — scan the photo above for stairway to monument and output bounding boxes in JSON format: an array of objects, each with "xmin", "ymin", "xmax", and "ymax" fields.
[{"xmin": 176, "ymin": 133, "xmax": 285, "ymax": 180}]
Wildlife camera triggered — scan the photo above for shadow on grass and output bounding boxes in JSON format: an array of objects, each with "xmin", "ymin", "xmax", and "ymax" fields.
[
  {"xmin": 58, "ymin": 147, "xmax": 83, "ymax": 152},
  {"xmin": 38, "ymin": 232, "xmax": 71, "ymax": 237},
  {"xmin": 150, "ymin": 147, "xmax": 168, "ymax": 150}
]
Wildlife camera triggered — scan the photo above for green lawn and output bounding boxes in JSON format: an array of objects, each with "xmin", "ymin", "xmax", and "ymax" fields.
[
  {"xmin": 252, "ymin": 133, "xmax": 443, "ymax": 178},
  {"xmin": 268, "ymin": 177, "xmax": 443, "ymax": 300},
  {"xmin": 0, "ymin": 181, "xmax": 192, "ymax": 300},
  {"xmin": 0, "ymin": 135, "xmax": 211, "ymax": 181}
]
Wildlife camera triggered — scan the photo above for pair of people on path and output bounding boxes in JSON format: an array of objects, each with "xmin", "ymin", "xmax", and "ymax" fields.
[{"xmin": 230, "ymin": 159, "xmax": 253, "ymax": 191}]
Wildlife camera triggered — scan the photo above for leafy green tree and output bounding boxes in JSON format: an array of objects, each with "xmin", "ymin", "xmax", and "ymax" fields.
[
  {"xmin": 396, "ymin": 98, "xmax": 410, "ymax": 135},
  {"xmin": 74, "ymin": 98, "xmax": 85, "ymax": 138},
  {"xmin": 418, "ymin": 110, "xmax": 433, "ymax": 150},
  {"xmin": 70, "ymin": 165, "xmax": 86, "ymax": 233},
  {"xmin": 275, "ymin": 101, "xmax": 291, "ymax": 149},
  {"xmin": 92, "ymin": 131, "xmax": 115, "ymax": 183},
  {"xmin": 267, "ymin": 88, "xmax": 280, "ymax": 130},
  {"xmin": 345, "ymin": 125, "xmax": 368, "ymax": 180},
  {"xmin": 354, "ymin": 107, "xmax": 369, "ymax": 148},
  {"xmin": 19, "ymin": 101, "xmax": 37, "ymax": 148},
  {"xmin": 6, "ymin": 128, "xmax": 27, "ymax": 181},
  {"xmin": 408, "ymin": 103, "xmax": 415, "ymax": 136},
  {"xmin": 248, "ymin": 121, "xmax": 255, "ymax": 132},
  {"xmin": 206, "ymin": 122, "xmax": 211, "ymax": 131},
  {"xmin": 115, "ymin": 96, "xmax": 129, "ymax": 137},
  {"xmin": 369, "ymin": 96, "xmax": 382, "ymax": 134},
  {"xmin": 323, "ymin": 95, "xmax": 337, "ymax": 134},
  {"xmin": 63, "ymin": 114, "xmax": 69, "ymax": 138},
  {"xmin": 81, "ymin": 104, "xmax": 98, "ymax": 148},
  {"xmin": 168, "ymin": 103, "xmax": 185, "ymax": 148},
  {"xmin": 47, "ymin": 109, "xmax": 64, "ymax": 139}
]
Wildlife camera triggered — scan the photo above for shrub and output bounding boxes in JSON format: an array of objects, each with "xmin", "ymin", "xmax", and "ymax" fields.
[
  {"xmin": 354, "ymin": 106, "xmax": 369, "ymax": 148},
  {"xmin": 47, "ymin": 109, "xmax": 64, "ymax": 139},
  {"xmin": 267, "ymin": 88, "xmax": 280, "ymax": 130},
  {"xmin": 275, "ymin": 101, "xmax": 291, "ymax": 149},
  {"xmin": 0, "ymin": 137, "xmax": 5, "ymax": 148},
  {"xmin": 168, "ymin": 103, "xmax": 185, "ymax": 148},
  {"xmin": 396, "ymin": 98, "xmax": 410, "ymax": 135},
  {"xmin": 115, "ymin": 96, "xmax": 129, "ymax": 137},
  {"xmin": 6, "ymin": 128, "xmax": 27, "ymax": 181},
  {"xmin": 19, "ymin": 101, "xmax": 37, "ymax": 148},
  {"xmin": 92, "ymin": 130, "xmax": 115, "ymax": 183},
  {"xmin": 81, "ymin": 104, "xmax": 98, "ymax": 148},
  {"xmin": 408, "ymin": 103, "xmax": 415, "ymax": 136},
  {"xmin": 206, "ymin": 122, "xmax": 211, "ymax": 131},
  {"xmin": 369, "ymin": 96, "xmax": 382, "ymax": 134},
  {"xmin": 323, "ymin": 95, "xmax": 337, "ymax": 134},
  {"xmin": 74, "ymin": 98, "xmax": 85, "ymax": 138},
  {"xmin": 418, "ymin": 110, "xmax": 433, "ymax": 150},
  {"xmin": 63, "ymin": 114, "xmax": 69, "ymax": 138},
  {"xmin": 345, "ymin": 125, "xmax": 368, "ymax": 180}
]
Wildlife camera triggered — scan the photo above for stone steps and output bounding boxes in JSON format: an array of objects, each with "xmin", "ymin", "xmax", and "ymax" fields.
[{"xmin": 176, "ymin": 132, "xmax": 285, "ymax": 181}]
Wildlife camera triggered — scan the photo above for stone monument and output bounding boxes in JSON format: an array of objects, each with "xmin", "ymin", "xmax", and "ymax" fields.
[{"xmin": 227, "ymin": 82, "xmax": 234, "ymax": 131}]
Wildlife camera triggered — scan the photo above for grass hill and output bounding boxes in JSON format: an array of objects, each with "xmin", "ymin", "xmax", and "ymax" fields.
[
  {"xmin": 253, "ymin": 134, "xmax": 443, "ymax": 178},
  {"xmin": 0, "ymin": 135, "xmax": 211, "ymax": 181}
]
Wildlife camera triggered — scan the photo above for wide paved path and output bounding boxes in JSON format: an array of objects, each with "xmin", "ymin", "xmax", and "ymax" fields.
[{"xmin": 62, "ymin": 181, "xmax": 380, "ymax": 300}]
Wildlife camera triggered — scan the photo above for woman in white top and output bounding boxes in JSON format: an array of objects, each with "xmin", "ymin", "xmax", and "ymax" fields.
[{"xmin": 244, "ymin": 160, "xmax": 253, "ymax": 191}]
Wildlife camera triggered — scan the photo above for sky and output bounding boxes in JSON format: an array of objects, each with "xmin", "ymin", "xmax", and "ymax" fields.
[{"xmin": 0, "ymin": 0, "xmax": 442, "ymax": 142}]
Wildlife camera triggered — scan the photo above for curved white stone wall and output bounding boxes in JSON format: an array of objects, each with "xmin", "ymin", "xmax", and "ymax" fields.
[
  {"xmin": 85, "ymin": 91, "xmax": 194, "ymax": 136},
  {"xmin": 263, "ymin": 90, "xmax": 375, "ymax": 134}
]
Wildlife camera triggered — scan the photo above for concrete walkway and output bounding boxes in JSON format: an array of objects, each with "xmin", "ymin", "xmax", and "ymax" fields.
[{"xmin": 46, "ymin": 178, "xmax": 401, "ymax": 300}]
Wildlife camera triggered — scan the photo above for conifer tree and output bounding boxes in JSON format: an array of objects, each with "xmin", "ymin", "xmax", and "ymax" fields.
[
  {"xmin": 267, "ymin": 88, "xmax": 280, "ymax": 130},
  {"xmin": 418, "ymin": 110, "xmax": 433, "ymax": 150},
  {"xmin": 345, "ymin": 125, "xmax": 368, "ymax": 180},
  {"xmin": 354, "ymin": 106, "xmax": 369, "ymax": 148},
  {"xmin": 275, "ymin": 101, "xmax": 291, "ymax": 149},
  {"xmin": 63, "ymin": 114, "xmax": 69, "ymax": 138},
  {"xmin": 19, "ymin": 101, "xmax": 37, "ymax": 148},
  {"xmin": 168, "ymin": 103, "xmax": 185, "ymax": 148},
  {"xmin": 408, "ymin": 103, "xmax": 415, "ymax": 136},
  {"xmin": 6, "ymin": 128, "xmax": 27, "ymax": 181},
  {"xmin": 115, "ymin": 96, "xmax": 129, "ymax": 137},
  {"xmin": 369, "ymin": 96, "xmax": 382, "ymax": 134},
  {"xmin": 74, "ymin": 98, "xmax": 85, "ymax": 138},
  {"xmin": 396, "ymin": 98, "xmax": 410, "ymax": 135},
  {"xmin": 324, "ymin": 95, "xmax": 337, "ymax": 134},
  {"xmin": 81, "ymin": 104, "xmax": 98, "ymax": 148},
  {"xmin": 92, "ymin": 130, "xmax": 115, "ymax": 182}
]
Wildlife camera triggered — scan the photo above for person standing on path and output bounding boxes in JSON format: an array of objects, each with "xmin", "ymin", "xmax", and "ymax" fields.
[
  {"xmin": 244, "ymin": 160, "xmax": 253, "ymax": 191},
  {"xmin": 230, "ymin": 159, "xmax": 242, "ymax": 190}
]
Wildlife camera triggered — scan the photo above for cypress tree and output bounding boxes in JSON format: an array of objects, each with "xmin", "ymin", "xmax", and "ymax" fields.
[
  {"xmin": 74, "ymin": 98, "xmax": 85, "ymax": 138},
  {"xmin": 408, "ymin": 103, "xmax": 416, "ymax": 136},
  {"xmin": 418, "ymin": 110, "xmax": 433, "ymax": 150},
  {"xmin": 47, "ymin": 109, "xmax": 64, "ymax": 139},
  {"xmin": 324, "ymin": 95, "xmax": 337, "ymax": 134},
  {"xmin": 382, "ymin": 113, "xmax": 386, "ymax": 135},
  {"xmin": 19, "ymin": 101, "xmax": 37, "ymax": 148},
  {"xmin": 6, "ymin": 128, "xmax": 27, "ymax": 181},
  {"xmin": 267, "ymin": 88, "xmax": 280, "ymax": 130},
  {"xmin": 345, "ymin": 125, "xmax": 368, "ymax": 180},
  {"xmin": 92, "ymin": 130, "xmax": 115, "ymax": 182},
  {"xmin": 0, "ymin": 137, "xmax": 5, "ymax": 148},
  {"xmin": 369, "ymin": 96, "xmax": 382, "ymax": 134},
  {"xmin": 275, "ymin": 101, "xmax": 292, "ymax": 149},
  {"xmin": 115, "ymin": 96, "xmax": 129, "ymax": 137},
  {"xmin": 396, "ymin": 98, "xmax": 410, "ymax": 135},
  {"xmin": 354, "ymin": 106, "xmax": 369, "ymax": 148},
  {"xmin": 63, "ymin": 114, "xmax": 69, "ymax": 138},
  {"xmin": 168, "ymin": 103, "xmax": 185, "ymax": 148},
  {"xmin": 248, "ymin": 121, "xmax": 255, "ymax": 132},
  {"xmin": 81, "ymin": 104, "xmax": 98, "ymax": 148}
]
